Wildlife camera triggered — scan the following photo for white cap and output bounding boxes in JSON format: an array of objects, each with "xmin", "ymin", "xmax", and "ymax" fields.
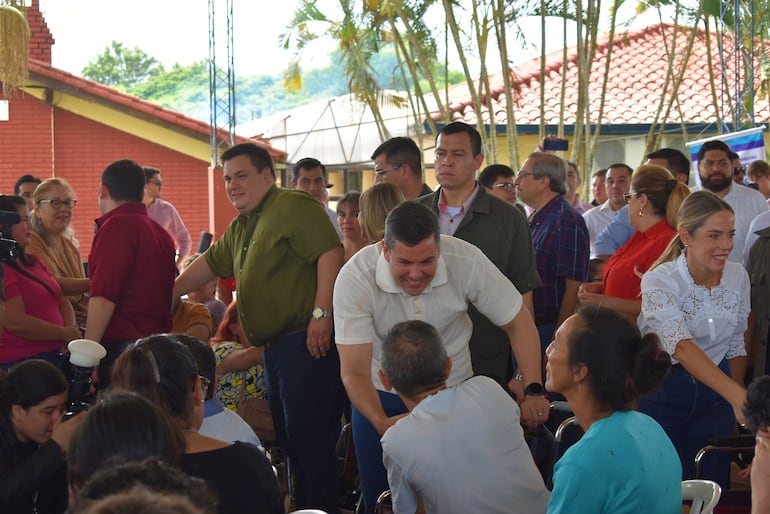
[{"xmin": 68, "ymin": 339, "xmax": 107, "ymax": 368}]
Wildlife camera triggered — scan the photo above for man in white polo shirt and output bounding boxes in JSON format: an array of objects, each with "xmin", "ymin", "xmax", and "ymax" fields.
[{"xmin": 333, "ymin": 201, "xmax": 546, "ymax": 514}]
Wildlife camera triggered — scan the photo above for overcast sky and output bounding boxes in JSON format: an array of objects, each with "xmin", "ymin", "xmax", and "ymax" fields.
[
  {"xmin": 38, "ymin": 0, "xmax": 663, "ymax": 79},
  {"xmin": 39, "ymin": 0, "xmax": 324, "ymax": 77}
]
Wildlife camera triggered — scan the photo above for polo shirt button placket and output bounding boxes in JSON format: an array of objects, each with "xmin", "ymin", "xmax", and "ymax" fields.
[{"xmin": 412, "ymin": 297, "xmax": 423, "ymax": 317}]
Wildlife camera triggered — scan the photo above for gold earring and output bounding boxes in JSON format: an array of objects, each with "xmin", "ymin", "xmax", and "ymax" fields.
[{"xmin": 638, "ymin": 207, "xmax": 644, "ymax": 217}]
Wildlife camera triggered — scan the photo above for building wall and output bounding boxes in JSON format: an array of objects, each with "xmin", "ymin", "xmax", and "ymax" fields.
[{"xmin": 0, "ymin": 92, "xmax": 218, "ymax": 258}]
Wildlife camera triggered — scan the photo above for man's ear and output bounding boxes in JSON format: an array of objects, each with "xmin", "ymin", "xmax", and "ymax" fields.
[
  {"xmin": 444, "ymin": 357, "xmax": 452, "ymax": 381},
  {"xmin": 98, "ymin": 183, "xmax": 108, "ymax": 200},
  {"xmin": 473, "ymin": 151, "xmax": 485, "ymax": 170},
  {"xmin": 378, "ymin": 369, "xmax": 394, "ymax": 391},
  {"xmin": 381, "ymin": 240, "xmax": 390, "ymax": 261}
]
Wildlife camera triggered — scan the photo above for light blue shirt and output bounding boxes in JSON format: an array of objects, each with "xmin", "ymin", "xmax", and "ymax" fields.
[
  {"xmin": 592, "ymin": 204, "xmax": 634, "ymax": 256},
  {"xmin": 548, "ymin": 410, "xmax": 681, "ymax": 514}
]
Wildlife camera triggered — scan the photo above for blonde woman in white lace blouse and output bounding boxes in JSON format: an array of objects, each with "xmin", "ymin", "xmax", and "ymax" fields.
[{"xmin": 638, "ymin": 190, "xmax": 748, "ymax": 487}]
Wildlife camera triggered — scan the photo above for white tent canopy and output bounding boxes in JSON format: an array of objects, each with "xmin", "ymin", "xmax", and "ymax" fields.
[{"xmin": 236, "ymin": 90, "xmax": 435, "ymax": 168}]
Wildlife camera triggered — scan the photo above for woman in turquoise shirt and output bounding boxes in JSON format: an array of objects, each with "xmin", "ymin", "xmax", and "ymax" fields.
[{"xmin": 545, "ymin": 306, "xmax": 682, "ymax": 513}]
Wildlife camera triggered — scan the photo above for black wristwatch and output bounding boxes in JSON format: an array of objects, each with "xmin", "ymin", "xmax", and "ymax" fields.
[{"xmin": 524, "ymin": 383, "xmax": 545, "ymax": 397}]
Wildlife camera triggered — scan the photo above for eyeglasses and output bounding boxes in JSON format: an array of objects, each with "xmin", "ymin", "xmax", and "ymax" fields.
[
  {"xmin": 374, "ymin": 164, "xmax": 402, "ymax": 176},
  {"xmin": 199, "ymin": 375, "xmax": 211, "ymax": 392},
  {"xmin": 734, "ymin": 166, "xmax": 746, "ymax": 176},
  {"xmin": 623, "ymin": 193, "xmax": 635, "ymax": 203},
  {"xmin": 38, "ymin": 199, "xmax": 77, "ymax": 209},
  {"xmin": 516, "ymin": 170, "xmax": 536, "ymax": 180},
  {"xmin": 493, "ymin": 183, "xmax": 515, "ymax": 191}
]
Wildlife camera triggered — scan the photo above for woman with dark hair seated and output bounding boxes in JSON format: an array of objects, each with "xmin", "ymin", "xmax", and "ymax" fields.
[
  {"xmin": 545, "ymin": 306, "xmax": 681, "ymax": 513},
  {"xmin": 110, "ymin": 334, "xmax": 283, "ymax": 514},
  {"xmin": 0, "ymin": 359, "xmax": 82, "ymax": 514},
  {"xmin": 67, "ymin": 392, "xmax": 184, "ymax": 491},
  {"xmin": 69, "ymin": 456, "xmax": 218, "ymax": 514},
  {"xmin": 0, "ymin": 195, "xmax": 81, "ymax": 370}
]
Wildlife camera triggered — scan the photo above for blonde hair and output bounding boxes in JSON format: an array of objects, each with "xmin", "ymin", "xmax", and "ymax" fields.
[
  {"xmin": 631, "ymin": 164, "xmax": 690, "ymax": 229},
  {"xmin": 31, "ymin": 177, "xmax": 78, "ymax": 245},
  {"xmin": 649, "ymin": 190, "xmax": 734, "ymax": 270},
  {"xmin": 359, "ymin": 183, "xmax": 405, "ymax": 243}
]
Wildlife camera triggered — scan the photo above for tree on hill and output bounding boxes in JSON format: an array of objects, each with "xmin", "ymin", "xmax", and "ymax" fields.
[{"xmin": 82, "ymin": 41, "xmax": 165, "ymax": 91}]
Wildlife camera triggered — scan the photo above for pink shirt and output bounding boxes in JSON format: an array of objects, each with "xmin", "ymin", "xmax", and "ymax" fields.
[
  {"xmin": 0, "ymin": 255, "xmax": 64, "ymax": 362},
  {"xmin": 147, "ymin": 198, "xmax": 192, "ymax": 256}
]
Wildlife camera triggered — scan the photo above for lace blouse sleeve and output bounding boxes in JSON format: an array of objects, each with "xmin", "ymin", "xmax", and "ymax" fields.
[{"xmin": 641, "ymin": 273, "xmax": 692, "ymax": 356}]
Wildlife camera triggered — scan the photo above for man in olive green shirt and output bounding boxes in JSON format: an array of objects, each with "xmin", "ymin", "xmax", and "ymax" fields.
[{"xmin": 174, "ymin": 142, "xmax": 344, "ymax": 513}]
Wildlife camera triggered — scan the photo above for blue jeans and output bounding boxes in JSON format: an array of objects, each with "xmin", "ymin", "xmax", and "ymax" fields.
[
  {"xmin": 0, "ymin": 350, "xmax": 62, "ymax": 371},
  {"xmin": 263, "ymin": 330, "xmax": 344, "ymax": 513},
  {"xmin": 352, "ymin": 390, "xmax": 407, "ymax": 514},
  {"xmin": 638, "ymin": 359, "xmax": 735, "ymax": 487}
]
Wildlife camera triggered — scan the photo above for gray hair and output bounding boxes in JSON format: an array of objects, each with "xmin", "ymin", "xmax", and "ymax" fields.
[
  {"xmin": 529, "ymin": 153, "xmax": 568, "ymax": 195},
  {"xmin": 381, "ymin": 320, "xmax": 447, "ymax": 398}
]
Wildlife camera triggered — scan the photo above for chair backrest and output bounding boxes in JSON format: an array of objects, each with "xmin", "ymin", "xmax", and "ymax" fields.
[{"xmin": 682, "ymin": 479, "xmax": 721, "ymax": 514}]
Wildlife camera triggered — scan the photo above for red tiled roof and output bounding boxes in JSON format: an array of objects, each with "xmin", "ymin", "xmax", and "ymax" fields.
[
  {"xmin": 26, "ymin": 59, "xmax": 285, "ymax": 159},
  {"xmin": 435, "ymin": 23, "xmax": 770, "ymax": 128}
]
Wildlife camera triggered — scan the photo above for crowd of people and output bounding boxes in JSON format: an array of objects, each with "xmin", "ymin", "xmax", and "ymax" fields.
[{"xmin": 1, "ymin": 123, "xmax": 770, "ymax": 514}]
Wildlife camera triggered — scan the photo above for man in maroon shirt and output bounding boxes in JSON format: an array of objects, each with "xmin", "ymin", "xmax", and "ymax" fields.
[{"xmin": 85, "ymin": 159, "xmax": 176, "ymax": 386}]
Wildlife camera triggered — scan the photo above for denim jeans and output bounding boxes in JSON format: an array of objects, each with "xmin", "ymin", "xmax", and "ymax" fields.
[
  {"xmin": 352, "ymin": 390, "xmax": 407, "ymax": 514},
  {"xmin": 638, "ymin": 359, "xmax": 734, "ymax": 487},
  {"xmin": 0, "ymin": 350, "xmax": 62, "ymax": 371},
  {"xmin": 263, "ymin": 330, "xmax": 344, "ymax": 513}
]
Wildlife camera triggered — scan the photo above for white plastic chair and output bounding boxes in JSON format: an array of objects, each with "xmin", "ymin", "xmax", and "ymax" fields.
[
  {"xmin": 289, "ymin": 510, "xmax": 328, "ymax": 514},
  {"xmin": 681, "ymin": 479, "xmax": 721, "ymax": 514}
]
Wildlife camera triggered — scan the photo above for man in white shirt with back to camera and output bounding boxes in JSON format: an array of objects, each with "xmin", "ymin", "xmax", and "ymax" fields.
[{"xmin": 379, "ymin": 320, "xmax": 549, "ymax": 514}]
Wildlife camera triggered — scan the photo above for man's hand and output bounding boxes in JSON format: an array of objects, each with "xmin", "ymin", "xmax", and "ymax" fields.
[
  {"xmin": 377, "ymin": 413, "xmax": 408, "ymax": 436},
  {"xmin": 306, "ymin": 317, "xmax": 332, "ymax": 358},
  {"xmin": 519, "ymin": 395, "xmax": 550, "ymax": 432}
]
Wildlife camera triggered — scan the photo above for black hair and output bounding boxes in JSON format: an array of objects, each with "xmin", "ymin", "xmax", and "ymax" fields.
[
  {"xmin": 478, "ymin": 164, "xmax": 515, "ymax": 188},
  {"xmin": 14, "ymin": 174, "xmax": 42, "ymax": 196},
  {"xmin": 174, "ymin": 334, "xmax": 216, "ymax": 400},
  {"xmin": 744, "ymin": 375, "xmax": 770, "ymax": 434},
  {"xmin": 383, "ymin": 201, "xmax": 439, "ymax": 251},
  {"xmin": 292, "ymin": 157, "xmax": 327, "ymax": 182},
  {"xmin": 370, "ymin": 137, "xmax": 423, "ymax": 177},
  {"xmin": 101, "ymin": 160, "xmax": 145, "ymax": 203},
  {"xmin": 568, "ymin": 306, "xmax": 671, "ymax": 411},
  {"xmin": 696, "ymin": 140, "xmax": 731, "ymax": 163},
  {"xmin": 606, "ymin": 163, "xmax": 634, "ymax": 175},
  {"xmin": 142, "ymin": 166, "xmax": 161, "ymax": 184},
  {"xmin": 0, "ymin": 359, "xmax": 68, "ymax": 412},
  {"xmin": 68, "ymin": 392, "xmax": 185, "ymax": 490},
  {"xmin": 438, "ymin": 122, "xmax": 483, "ymax": 157},
  {"xmin": 0, "ymin": 360, "xmax": 68, "ymax": 445},
  {"xmin": 221, "ymin": 142, "xmax": 276, "ymax": 179},
  {"xmin": 0, "ymin": 195, "xmax": 57, "ymax": 296},
  {"xmin": 70, "ymin": 457, "xmax": 218, "ymax": 514},
  {"xmin": 110, "ymin": 334, "xmax": 199, "ymax": 426},
  {"xmin": 646, "ymin": 148, "xmax": 691, "ymax": 183}
]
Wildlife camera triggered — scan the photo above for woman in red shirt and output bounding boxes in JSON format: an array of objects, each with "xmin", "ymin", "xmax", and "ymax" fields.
[
  {"xmin": 578, "ymin": 165, "xmax": 690, "ymax": 318},
  {"xmin": 0, "ymin": 195, "xmax": 80, "ymax": 370}
]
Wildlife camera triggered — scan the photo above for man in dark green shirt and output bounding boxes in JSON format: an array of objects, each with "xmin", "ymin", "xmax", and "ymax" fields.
[{"xmin": 175, "ymin": 143, "xmax": 344, "ymax": 513}]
